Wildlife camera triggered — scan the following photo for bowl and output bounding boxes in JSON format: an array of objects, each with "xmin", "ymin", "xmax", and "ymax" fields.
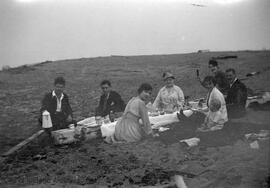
[{"xmin": 183, "ymin": 110, "xmax": 193, "ymax": 117}]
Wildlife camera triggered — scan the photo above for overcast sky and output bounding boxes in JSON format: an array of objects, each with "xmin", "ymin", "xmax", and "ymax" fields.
[{"xmin": 0, "ymin": 0, "xmax": 270, "ymax": 67}]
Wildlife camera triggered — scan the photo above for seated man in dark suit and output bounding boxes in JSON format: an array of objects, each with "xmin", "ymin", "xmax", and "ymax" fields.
[
  {"xmin": 95, "ymin": 80, "xmax": 125, "ymax": 119},
  {"xmin": 40, "ymin": 77, "xmax": 73, "ymax": 131},
  {"xmin": 225, "ymin": 68, "xmax": 248, "ymax": 119}
]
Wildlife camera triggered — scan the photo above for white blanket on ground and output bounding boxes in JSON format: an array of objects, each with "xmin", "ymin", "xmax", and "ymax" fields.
[
  {"xmin": 51, "ymin": 112, "xmax": 180, "ymax": 144},
  {"xmin": 100, "ymin": 112, "xmax": 179, "ymax": 137},
  {"xmin": 246, "ymin": 92, "xmax": 270, "ymax": 107}
]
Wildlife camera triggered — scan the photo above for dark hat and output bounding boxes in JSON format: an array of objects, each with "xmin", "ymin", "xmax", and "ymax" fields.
[{"xmin": 163, "ymin": 72, "xmax": 175, "ymax": 80}]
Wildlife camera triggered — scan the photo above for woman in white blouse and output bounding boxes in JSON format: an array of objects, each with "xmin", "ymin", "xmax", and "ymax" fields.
[
  {"xmin": 197, "ymin": 76, "xmax": 228, "ymax": 132},
  {"xmin": 153, "ymin": 72, "xmax": 185, "ymax": 113}
]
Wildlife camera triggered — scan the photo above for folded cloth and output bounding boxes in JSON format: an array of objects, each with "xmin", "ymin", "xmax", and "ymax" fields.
[
  {"xmin": 100, "ymin": 121, "xmax": 117, "ymax": 137},
  {"xmin": 246, "ymin": 92, "xmax": 270, "ymax": 108},
  {"xmin": 180, "ymin": 137, "xmax": 200, "ymax": 147},
  {"xmin": 158, "ymin": 127, "xmax": 170, "ymax": 132},
  {"xmin": 77, "ymin": 117, "xmax": 96, "ymax": 127}
]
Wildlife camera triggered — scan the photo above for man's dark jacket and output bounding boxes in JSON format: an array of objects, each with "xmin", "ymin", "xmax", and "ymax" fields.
[
  {"xmin": 96, "ymin": 91, "xmax": 125, "ymax": 117},
  {"xmin": 40, "ymin": 91, "xmax": 73, "ymax": 129},
  {"xmin": 215, "ymin": 71, "xmax": 230, "ymax": 95},
  {"xmin": 226, "ymin": 79, "xmax": 247, "ymax": 118}
]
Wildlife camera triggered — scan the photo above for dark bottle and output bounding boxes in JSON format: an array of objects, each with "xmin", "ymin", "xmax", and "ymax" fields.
[
  {"xmin": 109, "ymin": 110, "xmax": 115, "ymax": 122},
  {"xmin": 184, "ymin": 96, "xmax": 190, "ymax": 107}
]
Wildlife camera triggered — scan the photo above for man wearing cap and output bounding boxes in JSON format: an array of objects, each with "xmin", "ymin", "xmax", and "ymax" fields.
[{"xmin": 153, "ymin": 72, "xmax": 185, "ymax": 113}]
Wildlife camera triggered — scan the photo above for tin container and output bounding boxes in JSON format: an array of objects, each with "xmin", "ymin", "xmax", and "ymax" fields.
[{"xmin": 42, "ymin": 110, "xmax": 52, "ymax": 129}]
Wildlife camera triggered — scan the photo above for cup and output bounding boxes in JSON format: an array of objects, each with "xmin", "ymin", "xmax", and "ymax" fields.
[
  {"xmin": 103, "ymin": 115, "xmax": 110, "ymax": 124},
  {"xmin": 68, "ymin": 124, "xmax": 75, "ymax": 129},
  {"xmin": 159, "ymin": 109, "xmax": 165, "ymax": 115},
  {"xmin": 95, "ymin": 116, "xmax": 102, "ymax": 126}
]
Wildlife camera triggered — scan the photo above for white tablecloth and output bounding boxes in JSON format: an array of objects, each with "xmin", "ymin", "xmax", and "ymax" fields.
[{"xmin": 100, "ymin": 111, "xmax": 180, "ymax": 137}]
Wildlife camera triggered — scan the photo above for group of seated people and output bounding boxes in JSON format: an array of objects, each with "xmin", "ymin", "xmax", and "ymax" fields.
[
  {"xmin": 39, "ymin": 59, "xmax": 248, "ymax": 143},
  {"xmin": 198, "ymin": 59, "xmax": 248, "ymax": 119}
]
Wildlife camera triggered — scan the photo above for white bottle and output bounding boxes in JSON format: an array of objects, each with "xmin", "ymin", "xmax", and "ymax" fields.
[{"xmin": 42, "ymin": 110, "xmax": 52, "ymax": 128}]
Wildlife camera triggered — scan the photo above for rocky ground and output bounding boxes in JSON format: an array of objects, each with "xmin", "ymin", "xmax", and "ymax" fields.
[{"xmin": 0, "ymin": 51, "xmax": 269, "ymax": 187}]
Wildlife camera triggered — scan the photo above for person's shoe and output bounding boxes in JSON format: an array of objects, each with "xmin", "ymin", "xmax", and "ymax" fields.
[
  {"xmin": 209, "ymin": 124, "xmax": 223, "ymax": 131},
  {"xmin": 196, "ymin": 126, "xmax": 210, "ymax": 132},
  {"xmin": 104, "ymin": 136, "xmax": 113, "ymax": 144}
]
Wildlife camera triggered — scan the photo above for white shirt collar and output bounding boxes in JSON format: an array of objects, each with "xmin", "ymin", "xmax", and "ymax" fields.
[
  {"xmin": 52, "ymin": 90, "xmax": 64, "ymax": 100},
  {"xmin": 103, "ymin": 91, "xmax": 110, "ymax": 99},
  {"xmin": 230, "ymin": 78, "xmax": 238, "ymax": 87},
  {"xmin": 52, "ymin": 90, "xmax": 64, "ymax": 112},
  {"xmin": 164, "ymin": 84, "xmax": 175, "ymax": 90}
]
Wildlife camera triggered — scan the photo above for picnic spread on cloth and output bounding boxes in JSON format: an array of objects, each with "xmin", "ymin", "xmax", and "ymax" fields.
[
  {"xmin": 51, "ymin": 111, "xmax": 181, "ymax": 145},
  {"xmin": 50, "ymin": 94, "xmax": 270, "ymax": 145}
]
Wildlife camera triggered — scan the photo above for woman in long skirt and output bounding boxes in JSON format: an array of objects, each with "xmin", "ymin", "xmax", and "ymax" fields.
[{"xmin": 113, "ymin": 83, "xmax": 154, "ymax": 142}]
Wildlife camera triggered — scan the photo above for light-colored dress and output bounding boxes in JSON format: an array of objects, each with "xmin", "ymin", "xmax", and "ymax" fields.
[
  {"xmin": 153, "ymin": 85, "xmax": 185, "ymax": 112},
  {"xmin": 113, "ymin": 97, "xmax": 152, "ymax": 142},
  {"xmin": 204, "ymin": 87, "xmax": 228, "ymax": 130}
]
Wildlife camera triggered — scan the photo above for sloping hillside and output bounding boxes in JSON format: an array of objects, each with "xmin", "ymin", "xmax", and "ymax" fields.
[
  {"xmin": 0, "ymin": 51, "xmax": 270, "ymax": 187},
  {"xmin": 0, "ymin": 50, "xmax": 270, "ymax": 154}
]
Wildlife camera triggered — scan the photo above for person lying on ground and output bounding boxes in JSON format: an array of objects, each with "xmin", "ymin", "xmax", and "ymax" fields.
[
  {"xmin": 39, "ymin": 76, "xmax": 73, "ymax": 131},
  {"xmin": 108, "ymin": 83, "xmax": 157, "ymax": 143},
  {"xmin": 197, "ymin": 59, "xmax": 229, "ymax": 95},
  {"xmin": 95, "ymin": 80, "xmax": 125, "ymax": 119},
  {"xmin": 197, "ymin": 76, "xmax": 228, "ymax": 132},
  {"xmin": 153, "ymin": 71, "xmax": 185, "ymax": 113},
  {"xmin": 225, "ymin": 68, "xmax": 247, "ymax": 119}
]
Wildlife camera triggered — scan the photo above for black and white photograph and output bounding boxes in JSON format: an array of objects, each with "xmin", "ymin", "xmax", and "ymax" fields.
[{"xmin": 0, "ymin": 0, "xmax": 269, "ymax": 187}]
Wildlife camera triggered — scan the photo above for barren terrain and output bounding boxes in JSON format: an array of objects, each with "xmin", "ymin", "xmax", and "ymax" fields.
[{"xmin": 0, "ymin": 51, "xmax": 269, "ymax": 187}]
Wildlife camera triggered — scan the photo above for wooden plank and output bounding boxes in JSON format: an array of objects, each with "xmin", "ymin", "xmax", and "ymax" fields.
[{"xmin": 2, "ymin": 129, "xmax": 45, "ymax": 157}]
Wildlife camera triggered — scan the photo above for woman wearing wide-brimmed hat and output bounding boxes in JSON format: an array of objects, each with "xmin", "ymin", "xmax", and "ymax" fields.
[{"xmin": 153, "ymin": 72, "xmax": 185, "ymax": 113}]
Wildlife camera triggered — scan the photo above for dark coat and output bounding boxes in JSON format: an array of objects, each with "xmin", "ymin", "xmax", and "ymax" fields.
[
  {"xmin": 214, "ymin": 71, "xmax": 230, "ymax": 95},
  {"xmin": 226, "ymin": 79, "xmax": 247, "ymax": 118},
  {"xmin": 96, "ymin": 91, "xmax": 125, "ymax": 117},
  {"xmin": 40, "ymin": 91, "xmax": 73, "ymax": 129},
  {"xmin": 199, "ymin": 70, "xmax": 230, "ymax": 95}
]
